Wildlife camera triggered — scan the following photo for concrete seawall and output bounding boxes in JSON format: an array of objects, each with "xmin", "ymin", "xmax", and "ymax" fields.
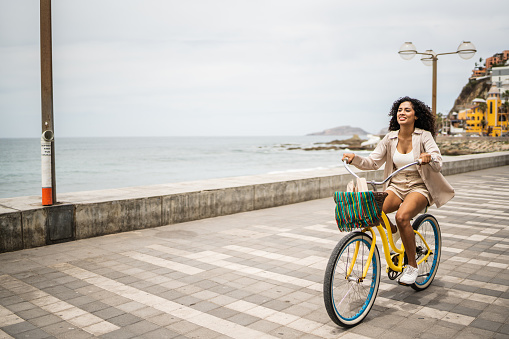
[{"xmin": 1, "ymin": 151, "xmax": 508, "ymax": 253}]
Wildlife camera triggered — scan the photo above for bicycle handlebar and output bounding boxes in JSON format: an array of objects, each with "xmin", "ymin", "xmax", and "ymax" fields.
[{"xmin": 343, "ymin": 159, "xmax": 423, "ymax": 188}]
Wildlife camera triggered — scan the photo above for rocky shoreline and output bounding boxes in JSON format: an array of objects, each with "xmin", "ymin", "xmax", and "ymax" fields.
[
  {"xmin": 285, "ymin": 135, "xmax": 377, "ymax": 151},
  {"xmin": 436, "ymin": 137, "xmax": 509, "ymax": 155},
  {"xmin": 283, "ymin": 135, "xmax": 509, "ymax": 155}
]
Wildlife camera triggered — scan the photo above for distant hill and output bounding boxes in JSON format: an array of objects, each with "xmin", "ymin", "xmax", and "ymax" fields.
[
  {"xmin": 449, "ymin": 77, "xmax": 490, "ymax": 115},
  {"xmin": 307, "ymin": 125, "xmax": 371, "ymax": 136}
]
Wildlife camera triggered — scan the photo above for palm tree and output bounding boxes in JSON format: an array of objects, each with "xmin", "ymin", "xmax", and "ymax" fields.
[
  {"xmin": 501, "ymin": 91, "xmax": 509, "ymax": 125},
  {"xmin": 478, "ymin": 101, "xmax": 488, "ymax": 136},
  {"xmin": 481, "ymin": 118, "xmax": 487, "ymax": 136},
  {"xmin": 478, "ymin": 101, "xmax": 487, "ymax": 113},
  {"xmin": 502, "ymin": 90, "xmax": 509, "ymax": 104},
  {"xmin": 503, "ymin": 101, "xmax": 509, "ymax": 113}
]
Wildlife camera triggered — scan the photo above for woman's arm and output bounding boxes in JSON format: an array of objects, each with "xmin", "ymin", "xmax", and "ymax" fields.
[
  {"xmin": 421, "ymin": 131, "xmax": 443, "ymax": 172},
  {"xmin": 348, "ymin": 134, "xmax": 389, "ymax": 170}
]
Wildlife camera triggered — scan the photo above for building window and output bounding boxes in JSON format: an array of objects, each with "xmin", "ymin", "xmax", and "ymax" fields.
[{"xmin": 490, "ymin": 102, "xmax": 493, "ymax": 114}]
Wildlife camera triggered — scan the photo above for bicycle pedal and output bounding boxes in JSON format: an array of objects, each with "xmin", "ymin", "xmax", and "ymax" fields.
[
  {"xmin": 387, "ymin": 253, "xmax": 403, "ymax": 280},
  {"xmin": 388, "ymin": 270, "xmax": 401, "ymax": 280}
]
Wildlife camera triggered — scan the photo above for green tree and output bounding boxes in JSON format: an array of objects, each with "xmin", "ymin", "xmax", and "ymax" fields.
[
  {"xmin": 481, "ymin": 118, "xmax": 487, "ymax": 136},
  {"xmin": 503, "ymin": 101, "xmax": 509, "ymax": 114},
  {"xmin": 502, "ymin": 90, "xmax": 509, "ymax": 103},
  {"xmin": 501, "ymin": 91, "xmax": 509, "ymax": 121},
  {"xmin": 478, "ymin": 101, "xmax": 488, "ymax": 136},
  {"xmin": 478, "ymin": 101, "xmax": 487, "ymax": 114}
]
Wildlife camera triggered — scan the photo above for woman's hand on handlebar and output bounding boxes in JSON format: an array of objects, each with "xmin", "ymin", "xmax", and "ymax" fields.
[
  {"xmin": 419, "ymin": 152, "xmax": 431, "ymax": 165},
  {"xmin": 342, "ymin": 153, "xmax": 355, "ymax": 164}
]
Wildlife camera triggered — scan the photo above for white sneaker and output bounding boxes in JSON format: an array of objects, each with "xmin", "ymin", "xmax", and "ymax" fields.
[{"xmin": 399, "ymin": 265, "xmax": 419, "ymax": 285}]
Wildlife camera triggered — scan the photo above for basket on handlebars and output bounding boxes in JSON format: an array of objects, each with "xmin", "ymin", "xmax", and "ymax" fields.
[{"xmin": 333, "ymin": 191, "xmax": 388, "ymax": 232}]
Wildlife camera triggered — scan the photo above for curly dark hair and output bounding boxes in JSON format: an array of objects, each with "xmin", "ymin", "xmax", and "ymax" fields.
[{"xmin": 388, "ymin": 96, "xmax": 436, "ymax": 136}]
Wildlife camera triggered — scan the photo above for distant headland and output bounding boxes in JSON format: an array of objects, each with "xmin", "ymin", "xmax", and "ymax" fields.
[{"xmin": 307, "ymin": 125, "xmax": 371, "ymax": 136}]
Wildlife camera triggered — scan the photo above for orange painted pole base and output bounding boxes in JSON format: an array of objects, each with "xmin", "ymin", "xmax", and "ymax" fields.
[
  {"xmin": 41, "ymin": 133, "xmax": 54, "ymax": 206},
  {"xmin": 42, "ymin": 187, "xmax": 53, "ymax": 206}
]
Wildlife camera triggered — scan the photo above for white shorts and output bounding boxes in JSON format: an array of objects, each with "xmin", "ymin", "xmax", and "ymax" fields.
[{"xmin": 386, "ymin": 170, "xmax": 432, "ymax": 206}]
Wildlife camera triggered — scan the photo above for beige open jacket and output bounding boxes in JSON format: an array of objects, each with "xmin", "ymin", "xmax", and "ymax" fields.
[{"xmin": 351, "ymin": 128, "xmax": 454, "ymax": 208}]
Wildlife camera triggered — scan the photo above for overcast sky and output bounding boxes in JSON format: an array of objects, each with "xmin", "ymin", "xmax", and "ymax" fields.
[{"xmin": 1, "ymin": 0, "xmax": 508, "ymax": 138}]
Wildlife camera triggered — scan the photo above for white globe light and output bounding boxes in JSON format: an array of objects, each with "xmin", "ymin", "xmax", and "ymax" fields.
[
  {"xmin": 457, "ymin": 41, "xmax": 476, "ymax": 60},
  {"xmin": 420, "ymin": 50, "xmax": 435, "ymax": 66},
  {"xmin": 399, "ymin": 42, "xmax": 417, "ymax": 60}
]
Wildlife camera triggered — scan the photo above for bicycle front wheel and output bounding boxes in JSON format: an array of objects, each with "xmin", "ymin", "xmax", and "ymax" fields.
[
  {"xmin": 412, "ymin": 214, "xmax": 441, "ymax": 291},
  {"xmin": 323, "ymin": 231, "xmax": 380, "ymax": 327}
]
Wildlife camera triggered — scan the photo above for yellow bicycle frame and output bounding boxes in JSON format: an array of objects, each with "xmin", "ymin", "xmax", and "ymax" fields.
[{"xmin": 346, "ymin": 212, "xmax": 432, "ymax": 280}]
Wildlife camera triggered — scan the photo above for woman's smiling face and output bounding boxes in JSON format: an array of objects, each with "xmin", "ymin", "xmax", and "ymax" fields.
[{"xmin": 397, "ymin": 101, "xmax": 417, "ymax": 127}]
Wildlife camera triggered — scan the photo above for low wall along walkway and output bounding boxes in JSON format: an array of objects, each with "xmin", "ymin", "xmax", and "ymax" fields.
[{"xmin": 1, "ymin": 151, "xmax": 508, "ymax": 253}]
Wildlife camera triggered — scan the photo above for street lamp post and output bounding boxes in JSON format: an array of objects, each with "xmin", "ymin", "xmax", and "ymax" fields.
[{"xmin": 398, "ymin": 41, "xmax": 476, "ymax": 116}]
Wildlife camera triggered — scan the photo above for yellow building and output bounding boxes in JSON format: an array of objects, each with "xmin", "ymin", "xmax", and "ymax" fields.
[
  {"xmin": 462, "ymin": 98, "xmax": 485, "ymax": 135},
  {"xmin": 462, "ymin": 85, "xmax": 509, "ymax": 136},
  {"xmin": 486, "ymin": 84, "xmax": 508, "ymax": 136}
]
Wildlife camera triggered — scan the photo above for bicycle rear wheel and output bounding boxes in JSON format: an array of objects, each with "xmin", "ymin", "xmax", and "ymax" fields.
[
  {"xmin": 323, "ymin": 231, "xmax": 380, "ymax": 327},
  {"xmin": 411, "ymin": 214, "xmax": 441, "ymax": 291}
]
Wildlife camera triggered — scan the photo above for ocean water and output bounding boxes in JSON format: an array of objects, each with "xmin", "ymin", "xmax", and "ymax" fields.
[{"xmin": 0, "ymin": 136, "xmax": 370, "ymax": 199}]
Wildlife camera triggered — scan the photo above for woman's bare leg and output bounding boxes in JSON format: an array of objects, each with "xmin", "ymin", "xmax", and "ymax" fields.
[
  {"xmin": 395, "ymin": 192, "xmax": 429, "ymax": 268},
  {"xmin": 382, "ymin": 191, "xmax": 402, "ymax": 233}
]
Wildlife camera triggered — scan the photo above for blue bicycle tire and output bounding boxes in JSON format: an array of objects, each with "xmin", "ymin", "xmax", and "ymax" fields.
[
  {"xmin": 323, "ymin": 231, "xmax": 381, "ymax": 327},
  {"xmin": 411, "ymin": 214, "xmax": 441, "ymax": 291}
]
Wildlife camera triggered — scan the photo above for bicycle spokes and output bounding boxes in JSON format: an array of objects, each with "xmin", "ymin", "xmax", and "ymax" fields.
[{"xmin": 323, "ymin": 232, "xmax": 381, "ymax": 327}]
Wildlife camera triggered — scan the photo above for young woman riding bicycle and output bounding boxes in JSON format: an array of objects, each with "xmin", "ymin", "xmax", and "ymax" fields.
[{"xmin": 342, "ymin": 96, "xmax": 454, "ymax": 285}]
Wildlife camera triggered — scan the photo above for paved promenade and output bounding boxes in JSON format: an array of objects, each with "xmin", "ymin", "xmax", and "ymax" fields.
[{"xmin": 1, "ymin": 166, "xmax": 509, "ymax": 339}]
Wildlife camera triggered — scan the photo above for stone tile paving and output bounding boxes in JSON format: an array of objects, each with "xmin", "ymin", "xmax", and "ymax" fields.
[{"xmin": 1, "ymin": 165, "xmax": 508, "ymax": 338}]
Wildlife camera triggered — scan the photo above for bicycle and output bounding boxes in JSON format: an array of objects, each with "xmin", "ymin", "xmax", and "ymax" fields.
[{"xmin": 323, "ymin": 160, "xmax": 442, "ymax": 327}]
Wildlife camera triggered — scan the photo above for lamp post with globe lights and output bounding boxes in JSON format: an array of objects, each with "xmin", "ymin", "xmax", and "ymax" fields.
[{"xmin": 398, "ymin": 41, "xmax": 476, "ymax": 116}]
